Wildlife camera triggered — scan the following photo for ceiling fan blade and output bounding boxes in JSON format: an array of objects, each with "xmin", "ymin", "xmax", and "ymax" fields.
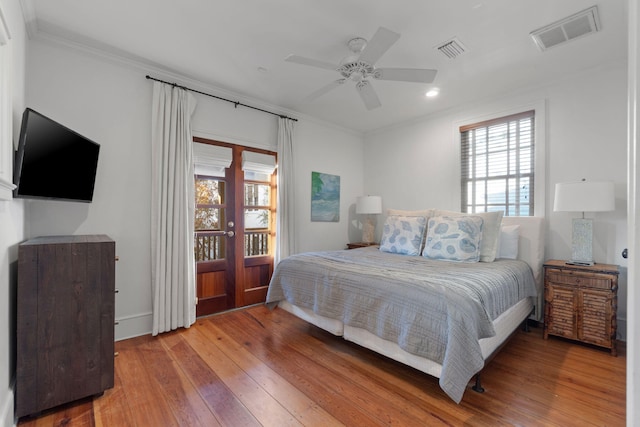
[
  {"xmin": 285, "ymin": 54, "xmax": 337, "ymax": 71},
  {"xmin": 306, "ymin": 79, "xmax": 347, "ymax": 101},
  {"xmin": 358, "ymin": 27, "xmax": 401, "ymax": 65},
  {"xmin": 356, "ymin": 80, "xmax": 381, "ymax": 110},
  {"xmin": 374, "ymin": 68, "xmax": 438, "ymax": 83}
]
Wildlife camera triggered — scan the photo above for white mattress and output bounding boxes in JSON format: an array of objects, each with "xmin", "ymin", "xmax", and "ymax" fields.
[{"xmin": 278, "ymin": 296, "xmax": 533, "ymax": 379}]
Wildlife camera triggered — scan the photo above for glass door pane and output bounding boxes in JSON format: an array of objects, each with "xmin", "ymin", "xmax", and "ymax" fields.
[
  {"xmin": 195, "ymin": 177, "xmax": 226, "ymax": 261},
  {"xmin": 244, "ymin": 182, "xmax": 271, "ymax": 257}
]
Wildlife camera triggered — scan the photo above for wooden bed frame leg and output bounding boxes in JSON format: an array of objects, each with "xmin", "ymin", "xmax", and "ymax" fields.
[
  {"xmin": 472, "ymin": 374, "xmax": 485, "ymax": 393},
  {"xmin": 471, "ymin": 308, "xmax": 534, "ymax": 396}
]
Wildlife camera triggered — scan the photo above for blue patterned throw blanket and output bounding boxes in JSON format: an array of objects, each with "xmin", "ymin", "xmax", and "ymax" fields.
[{"xmin": 266, "ymin": 247, "xmax": 537, "ymax": 403}]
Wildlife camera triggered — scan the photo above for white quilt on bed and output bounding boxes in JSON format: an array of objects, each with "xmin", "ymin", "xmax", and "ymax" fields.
[{"xmin": 266, "ymin": 247, "xmax": 537, "ymax": 402}]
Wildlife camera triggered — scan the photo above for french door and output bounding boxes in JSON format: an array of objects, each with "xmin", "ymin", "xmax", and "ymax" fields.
[{"xmin": 193, "ymin": 138, "xmax": 276, "ymax": 317}]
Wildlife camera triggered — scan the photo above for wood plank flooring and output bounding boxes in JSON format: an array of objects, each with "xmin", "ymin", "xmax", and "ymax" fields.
[{"xmin": 18, "ymin": 304, "xmax": 626, "ymax": 426}]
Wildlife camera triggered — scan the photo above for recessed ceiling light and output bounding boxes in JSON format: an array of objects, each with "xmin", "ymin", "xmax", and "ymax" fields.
[{"xmin": 425, "ymin": 88, "xmax": 440, "ymax": 97}]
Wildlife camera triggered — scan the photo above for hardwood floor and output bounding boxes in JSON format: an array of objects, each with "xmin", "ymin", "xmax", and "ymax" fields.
[{"xmin": 18, "ymin": 304, "xmax": 626, "ymax": 426}]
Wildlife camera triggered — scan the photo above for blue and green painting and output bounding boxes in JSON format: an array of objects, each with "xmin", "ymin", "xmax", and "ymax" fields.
[{"xmin": 311, "ymin": 171, "xmax": 340, "ymax": 222}]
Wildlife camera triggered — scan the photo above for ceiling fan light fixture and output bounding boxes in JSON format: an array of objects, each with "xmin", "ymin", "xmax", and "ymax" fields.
[
  {"xmin": 350, "ymin": 71, "xmax": 364, "ymax": 82},
  {"xmin": 340, "ymin": 37, "xmax": 367, "ymax": 66},
  {"xmin": 285, "ymin": 26, "xmax": 438, "ymax": 110},
  {"xmin": 347, "ymin": 37, "xmax": 367, "ymax": 53},
  {"xmin": 340, "ymin": 52, "xmax": 360, "ymax": 66}
]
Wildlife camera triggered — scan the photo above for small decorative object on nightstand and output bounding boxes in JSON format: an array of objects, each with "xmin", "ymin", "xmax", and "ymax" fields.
[
  {"xmin": 356, "ymin": 195, "xmax": 382, "ymax": 244},
  {"xmin": 543, "ymin": 259, "xmax": 619, "ymax": 355},
  {"xmin": 346, "ymin": 242, "xmax": 379, "ymax": 250}
]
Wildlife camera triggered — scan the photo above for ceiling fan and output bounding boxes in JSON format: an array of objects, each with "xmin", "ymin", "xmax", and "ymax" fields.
[{"xmin": 285, "ymin": 27, "xmax": 438, "ymax": 110}]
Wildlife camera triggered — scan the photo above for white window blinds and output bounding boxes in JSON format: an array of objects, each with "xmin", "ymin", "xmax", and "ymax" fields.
[
  {"xmin": 242, "ymin": 151, "xmax": 276, "ymax": 175},
  {"xmin": 193, "ymin": 143, "xmax": 232, "ymax": 177},
  {"xmin": 460, "ymin": 110, "xmax": 535, "ymax": 216}
]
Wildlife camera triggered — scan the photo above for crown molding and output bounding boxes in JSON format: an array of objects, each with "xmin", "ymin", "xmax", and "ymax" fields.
[
  {"xmin": 18, "ymin": 0, "xmax": 37, "ymax": 39},
  {"xmin": 0, "ymin": 3, "xmax": 11, "ymax": 45},
  {"xmin": 31, "ymin": 26, "xmax": 364, "ymax": 139}
]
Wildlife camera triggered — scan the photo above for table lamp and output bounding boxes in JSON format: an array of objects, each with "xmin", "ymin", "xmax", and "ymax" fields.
[
  {"xmin": 553, "ymin": 179, "xmax": 615, "ymax": 265},
  {"xmin": 356, "ymin": 196, "xmax": 382, "ymax": 243}
]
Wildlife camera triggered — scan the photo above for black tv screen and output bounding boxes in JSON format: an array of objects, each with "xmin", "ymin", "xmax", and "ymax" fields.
[{"xmin": 13, "ymin": 108, "xmax": 100, "ymax": 202}]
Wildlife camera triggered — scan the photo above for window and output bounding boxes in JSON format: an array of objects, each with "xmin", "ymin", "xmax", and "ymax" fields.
[
  {"xmin": 194, "ymin": 175, "xmax": 226, "ymax": 261},
  {"xmin": 460, "ymin": 110, "xmax": 535, "ymax": 216},
  {"xmin": 242, "ymin": 151, "xmax": 276, "ymax": 258},
  {"xmin": 244, "ymin": 171, "xmax": 272, "ymax": 257}
]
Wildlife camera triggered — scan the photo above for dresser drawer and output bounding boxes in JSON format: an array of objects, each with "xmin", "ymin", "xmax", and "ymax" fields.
[{"xmin": 545, "ymin": 268, "xmax": 614, "ymax": 290}]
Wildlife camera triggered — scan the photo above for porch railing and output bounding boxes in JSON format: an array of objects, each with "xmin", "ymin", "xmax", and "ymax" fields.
[
  {"xmin": 194, "ymin": 231, "xmax": 224, "ymax": 262},
  {"xmin": 195, "ymin": 230, "xmax": 269, "ymax": 261},
  {"xmin": 245, "ymin": 230, "xmax": 269, "ymax": 257}
]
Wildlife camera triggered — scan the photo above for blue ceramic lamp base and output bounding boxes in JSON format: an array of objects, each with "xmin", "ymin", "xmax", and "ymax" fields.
[{"xmin": 567, "ymin": 218, "xmax": 595, "ymax": 266}]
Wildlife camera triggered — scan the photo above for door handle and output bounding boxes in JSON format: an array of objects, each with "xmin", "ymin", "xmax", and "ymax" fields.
[{"xmin": 225, "ymin": 231, "xmax": 235, "ymax": 237}]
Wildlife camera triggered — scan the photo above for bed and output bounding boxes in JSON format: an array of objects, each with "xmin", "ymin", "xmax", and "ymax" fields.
[{"xmin": 265, "ymin": 214, "xmax": 545, "ymax": 403}]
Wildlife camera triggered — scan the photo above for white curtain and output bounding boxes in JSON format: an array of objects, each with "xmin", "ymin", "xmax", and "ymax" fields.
[
  {"xmin": 150, "ymin": 82, "xmax": 198, "ymax": 336},
  {"xmin": 275, "ymin": 117, "xmax": 296, "ymax": 265}
]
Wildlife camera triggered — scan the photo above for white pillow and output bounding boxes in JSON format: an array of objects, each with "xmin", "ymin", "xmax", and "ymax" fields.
[
  {"xmin": 498, "ymin": 224, "xmax": 520, "ymax": 259},
  {"xmin": 433, "ymin": 210, "xmax": 504, "ymax": 262},
  {"xmin": 379, "ymin": 215, "xmax": 428, "ymax": 256},
  {"xmin": 422, "ymin": 215, "xmax": 484, "ymax": 262}
]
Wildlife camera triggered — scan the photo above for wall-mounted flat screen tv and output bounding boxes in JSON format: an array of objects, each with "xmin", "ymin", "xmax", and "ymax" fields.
[{"xmin": 13, "ymin": 108, "xmax": 100, "ymax": 202}]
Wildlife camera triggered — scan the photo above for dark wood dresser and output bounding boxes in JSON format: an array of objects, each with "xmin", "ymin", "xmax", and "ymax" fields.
[
  {"xmin": 543, "ymin": 259, "xmax": 619, "ymax": 355},
  {"xmin": 16, "ymin": 235, "xmax": 116, "ymax": 417}
]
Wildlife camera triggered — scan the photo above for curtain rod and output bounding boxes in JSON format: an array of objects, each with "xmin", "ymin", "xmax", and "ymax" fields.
[{"xmin": 145, "ymin": 75, "xmax": 297, "ymax": 122}]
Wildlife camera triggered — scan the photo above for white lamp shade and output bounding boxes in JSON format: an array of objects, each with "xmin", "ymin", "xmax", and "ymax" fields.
[
  {"xmin": 553, "ymin": 180, "xmax": 615, "ymax": 213},
  {"xmin": 356, "ymin": 196, "xmax": 382, "ymax": 214}
]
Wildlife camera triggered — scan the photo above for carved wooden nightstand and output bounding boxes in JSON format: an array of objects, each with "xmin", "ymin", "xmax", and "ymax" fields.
[
  {"xmin": 346, "ymin": 242, "xmax": 379, "ymax": 249},
  {"xmin": 543, "ymin": 259, "xmax": 619, "ymax": 355}
]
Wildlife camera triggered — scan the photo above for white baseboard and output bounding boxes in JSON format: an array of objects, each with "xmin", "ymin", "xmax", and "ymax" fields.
[{"xmin": 115, "ymin": 311, "xmax": 153, "ymax": 341}]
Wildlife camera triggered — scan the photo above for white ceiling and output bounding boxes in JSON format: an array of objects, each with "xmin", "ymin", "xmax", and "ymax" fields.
[{"xmin": 22, "ymin": 0, "xmax": 627, "ymax": 133}]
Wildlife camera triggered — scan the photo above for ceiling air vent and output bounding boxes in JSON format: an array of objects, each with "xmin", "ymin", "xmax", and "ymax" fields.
[
  {"xmin": 435, "ymin": 37, "xmax": 467, "ymax": 59},
  {"xmin": 530, "ymin": 6, "xmax": 600, "ymax": 51}
]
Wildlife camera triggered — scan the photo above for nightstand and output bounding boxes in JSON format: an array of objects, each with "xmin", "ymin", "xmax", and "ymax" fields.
[
  {"xmin": 543, "ymin": 260, "xmax": 619, "ymax": 355},
  {"xmin": 346, "ymin": 242, "xmax": 379, "ymax": 249}
]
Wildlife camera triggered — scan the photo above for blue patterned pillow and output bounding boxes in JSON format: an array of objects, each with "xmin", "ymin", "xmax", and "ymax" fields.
[
  {"xmin": 422, "ymin": 215, "xmax": 484, "ymax": 262},
  {"xmin": 434, "ymin": 209, "xmax": 503, "ymax": 262},
  {"xmin": 379, "ymin": 215, "xmax": 427, "ymax": 256}
]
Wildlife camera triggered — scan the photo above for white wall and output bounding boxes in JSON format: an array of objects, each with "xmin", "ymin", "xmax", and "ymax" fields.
[
  {"xmin": 627, "ymin": 2, "xmax": 639, "ymax": 424},
  {"xmin": 0, "ymin": 0, "xmax": 26, "ymax": 425},
  {"xmin": 24, "ymin": 37, "xmax": 364, "ymax": 341},
  {"xmin": 25, "ymin": 40, "xmax": 156, "ymax": 340},
  {"xmin": 364, "ymin": 62, "xmax": 629, "ymax": 338},
  {"xmin": 294, "ymin": 121, "xmax": 364, "ymax": 252}
]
